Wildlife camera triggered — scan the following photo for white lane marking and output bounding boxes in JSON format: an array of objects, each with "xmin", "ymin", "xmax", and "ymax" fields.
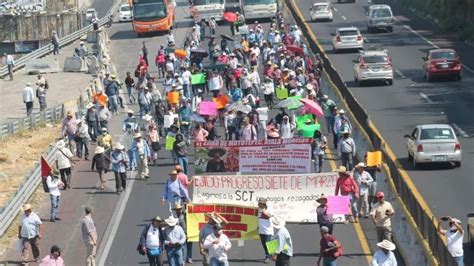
[
  {"xmin": 364, "ymin": 37, "xmax": 369, "ymax": 43},
  {"xmin": 333, "ymin": 7, "xmax": 338, "ymax": 12},
  {"xmin": 341, "ymin": 15, "xmax": 347, "ymax": 20},
  {"xmin": 394, "ymin": 18, "xmax": 474, "ymax": 74},
  {"xmin": 419, "ymin": 92, "xmax": 433, "ymax": 103},
  {"xmin": 395, "ymin": 69, "xmax": 406, "ymax": 79},
  {"xmin": 452, "ymin": 123, "xmax": 470, "ymax": 138}
]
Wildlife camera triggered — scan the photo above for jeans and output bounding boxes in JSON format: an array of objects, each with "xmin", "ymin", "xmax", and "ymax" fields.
[
  {"xmin": 127, "ymin": 149, "xmax": 137, "ymax": 170},
  {"xmin": 186, "ymin": 241, "xmax": 193, "ymax": 260},
  {"xmin": 127, "ymin": 86, "xmax": 136, "ymax": 103},
  {"xmin": 322, "ymin": 257, "xmax": 337, "ymax": 266},
  {"xmin": 147, "ymin": 252, "xmax": 162, "ymax": 266},
  {"xmin": 454, "ymin": 256, "xmax": 464, "ymax": 266},
  {"xmin": 210, "ymin": 27, "xmax": 216, "ymax": 36},
  {"xmin": 99, "ymin": 120, "xmax": 108, "ymax": 130},
  {"xmin": 348, "ymin": 193, "xmax": 359, "ymax": 219},
  {"xmin": 177, "ymin": 156, "xmax": 188, "ymax": 175},
  {"xmin": 108, "ymin": 95, "xmax": 118, "ymax": 114},
  {"xmin": 259, "ymin": 234, "xmax": 272, "ymax": 258},
  {"xmin": 114, "ymin": 171, "xmax": 127, "ymax": 192},
  {"xmin": 325, "ymin": 116, "xmax": 334, "ymax": 133},
  {"xmin": 53, "ymin": 44, "xmax": 59, "ymax": 55},
  {"xmin": 166, "ymin": 246, "xmax": 184, "ymax": 266},
  {"xmin": 50, "ymin": 194, "xmax": 60, "ymax": 221},
  {"xmin": 183, "ymin": 83, "xmax": 190, "ymax": 99},
  {"xmin": 88, "ymin": 121, "xmax": 99, "ymax": 141},
  {"xmin": 358, "ymin": 193, "xmax": 369, "ymax": 217},
  {"xmin": 314, "ymin": 154, "xmax": 324, "ymax": 173},
  {"xmin": 25, "ymin": 101, "xmax": 33, "ymax": 116},
  {"xmin": 76, "ymin": 137, "xmax": 89, "ymax": 158},
  {"xmin": 210, "ymin": 257, "xmax": 229, "ymax": 266},
  {"xmin": 340, "ymin": 152, "xmax": 354, "ymax": 171}
]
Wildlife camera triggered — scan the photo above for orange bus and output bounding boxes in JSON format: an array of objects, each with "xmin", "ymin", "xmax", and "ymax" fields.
[{"xmin": 129, "ymin": 0, "xmax": 176, "ymax": 36}]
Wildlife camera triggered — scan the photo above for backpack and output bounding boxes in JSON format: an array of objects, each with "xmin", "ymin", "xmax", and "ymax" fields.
[{"xmin": 42, "ymin": 177, "xmax": 49, "ymax": 193}]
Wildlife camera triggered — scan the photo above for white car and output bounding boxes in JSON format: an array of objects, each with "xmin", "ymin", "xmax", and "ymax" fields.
[
  {"xmin": 86, "ymin": 8, "xmax": 96, "ymax": 21},
  {"xmin": 367, "ymin": 4, "xmax": 394, "ymax": 32},
  {"xmin": 118, "ymin": 4, "xmax": 132, "ymax": 22},
  {"xmin": 310, "ymin": 2, "xmax": 333, "ymax": 22},
  {"xmin": 332, "ymin": 27, "xmax": 364, "ymax": 52},
  {"xmin": 405, "ymin": 124, "xmax": 462, "ymax": 168},
  {"xmin": 353, "ymin": 48, "xmax": 393, "ymax": 86}
]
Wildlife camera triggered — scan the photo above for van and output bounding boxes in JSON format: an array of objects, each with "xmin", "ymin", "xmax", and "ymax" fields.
[{"xmin": 367, "ymin": 4, "xmax": 394, "ymax": 33}]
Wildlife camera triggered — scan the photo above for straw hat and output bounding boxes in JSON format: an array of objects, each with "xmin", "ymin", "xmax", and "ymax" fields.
[
  {"xmin": 377, "ymin": 240, "xmax": 396, "ymax": 251},
  {"xmin": 321, "ymin": 95, "xmax": 329, "ymax": 100},
  {"xmin": 333, "ymin": 166, "xmax": 349, "ymax": 174},
  {"xmin": 94, "ymin": 146, "xmax": 105, "ymax": 154},
  {"xmin": 172, "ymin": 203, "xmax": 183, "ymax": 210},
  {"xmin": 143, "ymin": 114, "xmax": 153, "ymax": 121},
  {"xmin": 86, "ymin": 102, "xmax": 94, "ymax": 109},
  {"xmin": 52, "ymin": 168, "xmax": 60, "ymax": 176},
  {"xmin": 316, "ymin": 194, "xmax": 328, "ymax": 203},
  {"xmin": 355, "ymin": 162, "xmax": 366, "ymax": 169},
  {"xmin": 21, "ymin": 204, "xmax": 32, "ymax": 211},
  {"xmin": 270, "ymin": 216, "xmax": 286, "ymax": 229},
  {"xmin": 134, "ymin": 132, "xmax": 142, "ymax": 138},
  {"xmin": 205, "ymin": 212, "xmax": 223, "ymax": 224},
  {"xmin": 164, "ymin": 216, "xmax": 178, "ymax": 226},
  {"xmin": 152, "ymin": 216, "xmax": 163, "ymax": 222},
  {"xmin": 169, "ymin": 170, "xmax": 178, "ymax": 176},
  {"xmin": 114, "ymin": 143, "xmax": 124, "ymax": 150},
  {"xmin": 338, "ymin": 109, "xmax": 346, "ymax": 114},
  {"xmin": 127, "ymin": 109, "xmax": 134, "ymax": 114},
  {"xmin": 56, "ymin": 140, "xmax": 66, "ymax": 148}
]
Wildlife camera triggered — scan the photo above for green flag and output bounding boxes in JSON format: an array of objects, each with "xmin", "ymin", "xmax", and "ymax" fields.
[
  {"xmin": 191, "ymin": 73, "xmax": 206, "ymax": 85},
  {"xmin": 165, "ymin": 136, "xmax": 176, "ymax": 151},
  {"xmin": 300, "ymin": 123, "xmax": 321, "ymax": 138},
  {"xmin": 296, "ymin": 114, "xmax": 314, "ymax": 129},
  {"xmin": 275, "ymin": 87, "xmax": 288, "ymax": 100}
]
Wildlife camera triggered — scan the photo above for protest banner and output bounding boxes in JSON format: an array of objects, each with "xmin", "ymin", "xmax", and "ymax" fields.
[
  {"xmin": 186, "ymin": 203, "xmax": 259, "ymax": 242},
  {"xmin": 165, "ymin": 136, "xmax": 176, "ymax": 151},
  {"xmin": 367, "ymin": 151, "xmax": 382, "ymax": 166},
  {"xmin": 193, "ymin": 173, "xmax": 345, "ymax": 223},
  {"xmin": 193, "ymin": 139, "xmax": 312, "ymax": 174},
  {"xmin": 198, "ymin": 101, "xmax": 218, "ymax": 116},
  {"xmin": 326, "ymin": 195, "xmax": 350, "ymax": 215},
  {"xmin": 191, "ymin": 73, "xmax": 206, "ymax": 85}
]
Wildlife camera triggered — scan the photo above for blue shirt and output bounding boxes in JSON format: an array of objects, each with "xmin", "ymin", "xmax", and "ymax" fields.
[
  {"xmin": 111, "ymin": 151, "xmax": 129, "ymax": 173},
  {"xmin": 131, "ymin": 138, "xmax": 150, "ymax": 158},
  {"xmin": 272, "ymin": 227, "xmax": 293, "ymax": 257},
  {"xmin": 161, "ymin": 178, "xmax": 189, "ymax": 202},
  {"xmin": 164, "ymin": 225, "xmax": 186, "ymax": 246},
  {"xmin": 230, "ymin": 88, "xmax": 242, "ymax": 102},
  {"xmin": 122, "ymin": 116, "xmax": 138, "ymax": 132}
]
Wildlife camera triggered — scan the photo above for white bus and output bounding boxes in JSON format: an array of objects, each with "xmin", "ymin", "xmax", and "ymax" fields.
[
  {"xmin": 242, "ymin": 0, "xmax": 277, "ymax": 20},
  {"xmin": 191, "ymin": 0, "xmax": 225, "ymax": 21}
]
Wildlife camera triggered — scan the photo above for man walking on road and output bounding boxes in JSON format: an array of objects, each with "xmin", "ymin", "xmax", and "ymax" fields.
[
  {"xmin": 353, "ymin": 163, "xmax": 374, "ymax": 218},
  {"xmin": 55, "ymin": 140, "xmax": 74, "ymax": 190},
  {"xmin": 203, "ymin": 224, "xmax": 232, "ymax": 266},
  {"xmin": 46, "ymin": 169, "xmax": 63, "ymax": 222},
  {"xmin": 19, "ymin": 204, "xmax": 42, "ymax": 263},
  {"xmin": 321, "ymin": 95, "xmax": 336, "ymax": 133},
  {"xmin": 163, "ymin": 216, "xmax": 186, "ymax": 266},
  {"xmin": 316, "ymin": 195, "xmax": 333, "ymax": 234},
  {"xmin": 370, "ymin": 192, "xmax": 395, "ymax": 242},
  {"xmin": 23, "ymin": 82, "xmax": 35, "ymax": 116},
  {"xmin": 257, "ymin": 197, "xmax": 274, "ymax": 263},
  {"xmin": 5, "ymin": 53, "xmax": 15, "ymax": 80},
  {"xmin": 51, "ymin": 31, "xmax": 60, "ymax": 55},
  {"xmin": 337, "ymin": 130, "xmax": 356, "ymax": 171},
  {"xmin": 334, "ymin": 166, "xmax": 359, "ymax": 223},
  {"xmin": 269, "ymin": 216, "xmax": 293, "ymax": 266},
  {"xmin": 317, "ymin": 226, "xmax": 342, "ymax": 266},
  {"xmin": 132, "ymin": 132, "xmax": 150, "ymax": 179},
  {"xmin": 82, "ymin": 206, "xmax": 98, "ymax": 266},
  {"xmin": 111, "ymin": 142, "xmax": 129, "ymax": 194},
  {"xmin": 161, "ymin": 170, "xmax": 189, "ymax": 211},
  {"xmin": 438, "ymin": 216, "xmax": 464, "ymax": 265},
  {"xmin": 372, "ymin": 240, "xmax": 397, "ymax": 266},
  {"xmin": 199, "ymin": 212, "xmax": 229, "ymax": 266}
]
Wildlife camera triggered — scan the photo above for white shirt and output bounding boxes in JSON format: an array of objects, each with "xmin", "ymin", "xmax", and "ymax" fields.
[
  {"xmin": 280, "ymin": 121, "xmax": 294, "ymax": 139},
  {"xmin": 20, "ymin": 212, "xmax": 42, "ymax": 239},
  {"xmin": 262, "ymin": 82, "xmax": 274, "ymax": 95},
  {"xmin": 250, "ymin": 47, "xmax": 261, "ymax": 57},
  {"xmin": 372, "ymin": 250, "xmax": 397, "ymax": 266},
  {"xmin": 23, "ymin": 86, "xmax": 34, "ymax": 103},
  {"xmin": 182, "ymin": 70, "xmax": 192, "ymax": 85},
  {"xmin": 209, "ymin": 76, "xmax": 222, "ymax": 91},
  {"xmin": 55, "ymin": 148, "xmax": 73, "ymax": 169},
  {"xmin": 250, "ymin": 71, "xmax": 260, "ymax": 85},
  {"xmin": 204, "ymin": 233, "xmax": 232, "ymax": 261},
  {"xmin": 446, "ymin": 229, "xmax": 464, "ymax": 257},
  {"xmin": 258, "ymin": 207, "xmax": 274, "ymax": 235},
  {"xmin": 146, "ymin": 225, "xmax": 161, "ymax": 249},
  {"xmin": 46, "ymin": 175, "xmax": 61, "ymax": 196}
]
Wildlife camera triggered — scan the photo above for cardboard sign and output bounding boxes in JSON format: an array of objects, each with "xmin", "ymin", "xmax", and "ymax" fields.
[
  {"xmin": 198, "ymin": 101, "xmax": 218, "ymax": 116},
  {"xmin": 275, "ymin": 87, "xmax": 288, "ymax": 100},
  {"xmin": 186, "ymin": 203, "xmax": 259, "ymax": 242},
  {"xmin": 191, "ymin": 73, "xmax": 206, "ymax": 85},
  {"xmin": 164, "ymin": 114, "xmax": 178, "ymax": 129},
  {"xmin": 167, "ymin": 91, "xmax": 180, "ymax": 105},
  {"xmin": 266, "ymin": 239, "xmax": 290, "ymax": 255},
  {"xmin": 327, "ymin": 196, "xmax": 350, "ymax": 215},
  {"xmin": 296, "ymin": 114, "xmax": 314, "ymax": 129},
  {"xmin": 213, "ymin": 95, "xmax": 229, "ymax": 110},
  {"xmin": 174, "ymin": 49, "xmax": 187, "ymax": 58},
  {"xmin": 256, "ymin": 107, "xmax": 269, "ymax": 121},
  {"xmin": 367, "ymin": 151, "xmax": 382, "ymax": 167},
  {"xmin": 165, "ymin": 136, "xmax": 176, "ymax": 151},
  {"xmin": 300, "ymin": 123, "xmax": 321, "ymax": 138}
]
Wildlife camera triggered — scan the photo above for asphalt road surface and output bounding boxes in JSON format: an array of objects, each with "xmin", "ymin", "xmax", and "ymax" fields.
[
  {"xmin": 101, "ymin": 1, "xmax": 372, "ymax": 265},
  {"xmin": 293, "ymin": 0, "xmax": 474, "ymax": 263}
]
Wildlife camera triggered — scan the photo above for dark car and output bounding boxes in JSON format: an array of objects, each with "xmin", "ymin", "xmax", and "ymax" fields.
[{"xmin": 422, "ymin": 49, "xmax": 462, "ymax": 81}]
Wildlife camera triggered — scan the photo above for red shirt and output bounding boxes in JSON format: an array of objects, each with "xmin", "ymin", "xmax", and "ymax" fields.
[
  {"xmin": 335, "ymin": 175, "xmax": 359, "ymax": 196},
  {"xmin": 320, "ymin": 235, "xmax": 341, "ymax": 258}
]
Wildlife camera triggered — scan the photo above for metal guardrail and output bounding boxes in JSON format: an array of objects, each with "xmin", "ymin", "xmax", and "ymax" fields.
[
  {"xmin": 0, "ymin": 0, "xmax": 121, "ymax": 78},
  {"xmin": 0, "ymin": 145, "xmax": 57, "ymax": 236}
]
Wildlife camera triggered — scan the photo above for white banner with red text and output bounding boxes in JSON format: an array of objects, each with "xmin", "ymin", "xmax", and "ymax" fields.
[{"xmin": 192, "ymin": 173, "xmax": 345, "ymax": 223}]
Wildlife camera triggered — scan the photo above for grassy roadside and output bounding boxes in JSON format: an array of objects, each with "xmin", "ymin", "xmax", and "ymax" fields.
[
  {"xmin": 398, "ymin": 0, "xmax": 474, "ymax": 41},
  {"xmin": 0, "ymin": 123, "xmax": 60, "ymax": 257}
]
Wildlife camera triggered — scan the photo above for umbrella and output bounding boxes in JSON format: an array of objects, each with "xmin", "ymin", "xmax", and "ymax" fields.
[
  {"xmin": 191, "ymin": 48, "xmax": 209, "ymax": 57},
  {"xmin": 204, "ymin": 62, "xmax": 228, "ymax": 71},
  {"xmin": 223, "ymin": 12, "xmax": 238, "ymax": 23},
  {"xmin": 190, "ymin": 113, "xmax": 206, "ymax": 123},
  {"xmin": 286, "ymin": 45, "xmax": 304, "ymax": 56},
  {"xmin": 227, "ymin": 102, "xmax": 251, "ymax": 113},
  {"xmin": 276, "ymin": 97, "xmax": 303, "ymax": 109},
  {"xmin": 221, "ymin": 34, "xmax": 234, "ymax": 42},
  {"xmin": 300, "ymin": 98, "xmax": 323, "ymax": 117},
  {"xmin": 231, "ymin": 43, "xmax": 243, "ymax": 51}
]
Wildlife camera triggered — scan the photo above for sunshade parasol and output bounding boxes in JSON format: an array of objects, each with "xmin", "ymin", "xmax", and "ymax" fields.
[{"xmin": 300, "ymin": 98, "xmax": 323, "ymax": 117}]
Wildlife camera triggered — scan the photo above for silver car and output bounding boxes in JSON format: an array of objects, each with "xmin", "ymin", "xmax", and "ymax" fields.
[
  {"xmin": 332, "ymin": 27, "xmax": 364, "ymax": 52},
  {"xmin": 353, "ymin": 48, "xmax": 393, "ymax": 86},
  {"xmin": 405, "ymin": 124, "xmax": 462, "ymax": 168}
]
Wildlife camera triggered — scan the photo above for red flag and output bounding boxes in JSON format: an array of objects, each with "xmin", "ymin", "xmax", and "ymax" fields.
[{"xmin": 41, "ymin": 156, "xmax": 52, "ymax": 179}]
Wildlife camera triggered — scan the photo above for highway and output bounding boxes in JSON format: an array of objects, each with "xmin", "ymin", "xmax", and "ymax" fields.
[
  {"xmin": 292, "ymin": 0, "xmax": 474, "ymax": 263},
  {"xmin": 99, "ymin": 0, "xmax": 373, "ymax": 265}
]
